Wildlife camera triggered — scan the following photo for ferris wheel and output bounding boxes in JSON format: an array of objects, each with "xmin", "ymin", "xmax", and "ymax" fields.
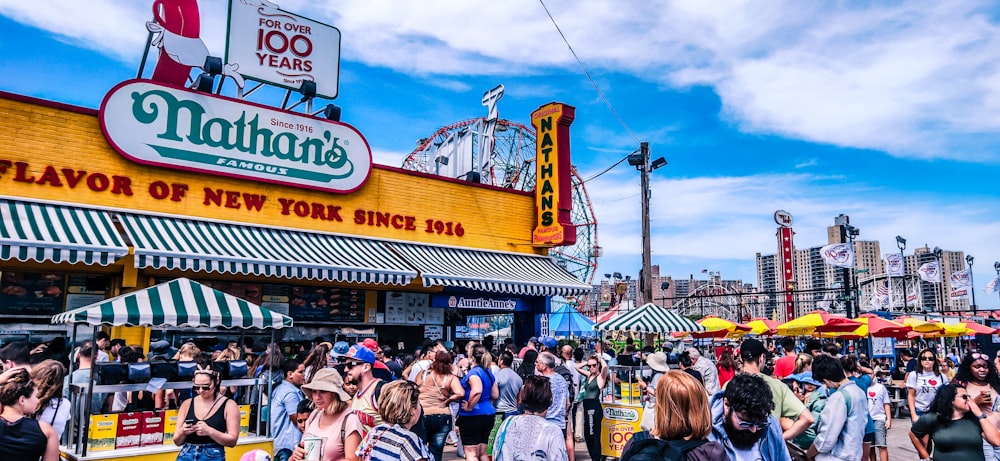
[{"xmin": 401, "ymin": 115, "xmax": 599, "ymax": 289}]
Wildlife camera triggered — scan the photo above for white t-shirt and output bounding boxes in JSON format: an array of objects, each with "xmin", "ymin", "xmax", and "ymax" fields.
[
  {"xmin": 732, "ymin": 444, "xmax": 761, "ymax": 461},
  {"xmin": 867, "ymin": 382, "xmax": 891, "ymax": 421},
  {"xmin": 406, "ymin": 359, "xmax": 431, "ymax": 381},
  {"xmin": 905, "ymin": 371, "xmax": 947, "ymax": 412}
]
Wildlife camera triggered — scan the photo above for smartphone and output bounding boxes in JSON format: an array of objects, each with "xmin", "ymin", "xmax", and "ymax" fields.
[{"xmin": 185, "ymin": 419, "xmax": 196, "ymax": 426}]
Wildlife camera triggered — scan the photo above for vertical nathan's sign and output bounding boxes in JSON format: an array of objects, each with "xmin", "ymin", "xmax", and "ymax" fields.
[
  {"xmin": 226, "ymin": 0, "xmax": 341, "ymax": 99},
  {"xmin": 531, "ymin": 102, "xmax": 576, "ymax": 246}
]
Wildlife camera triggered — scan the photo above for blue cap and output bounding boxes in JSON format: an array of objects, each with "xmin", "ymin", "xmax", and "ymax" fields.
[
  {"xmin": 788, "ymin": 372, "xmax": 822, "ymax": 387},
  {"xmin": 330, "ymin": 341, "xmax": 351, "ymax": 358},
  {"xmin": 346, "ymin": 344, "xmax": 376, "ymax": 364},
  {"xmin": 540, "ymin": 336, "xmax": 558, "ymax": 349}
]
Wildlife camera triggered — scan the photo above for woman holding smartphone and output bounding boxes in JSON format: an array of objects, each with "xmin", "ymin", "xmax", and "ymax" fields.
[{"xmin": 173, "ymin": 360, "xmax": 240, "ymax": 461}]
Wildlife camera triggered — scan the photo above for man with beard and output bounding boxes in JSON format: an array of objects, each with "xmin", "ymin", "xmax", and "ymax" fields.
[{"xmin": 709, "ymin": 373, "xmax": 792, "ymax": 461}]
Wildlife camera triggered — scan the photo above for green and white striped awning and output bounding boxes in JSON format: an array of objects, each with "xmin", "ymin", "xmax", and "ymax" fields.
[
  {"xmin": 593, "ymin": 303, "xmax": 705, "ymax": 334},
  {"xmin": 387, "ymin": 242, "xmax": 592, "ymax": 297},
  {"xmin": 52, "ymin": 277, "xmax": 292, "ymax": 329},
  {"xmin": 117, "ymin": 213, "xmax": 417, "ymax": 285},
  {"xmin": 0, "ymin": 199, "xmax": 128, "ymax": 265}
]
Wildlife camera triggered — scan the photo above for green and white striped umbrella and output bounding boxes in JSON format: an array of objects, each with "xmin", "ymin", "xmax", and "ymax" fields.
[
  {"xmin": 52, "ymin": 278, "xmax": 292, "ymax": 329},
  {"xmin": 593, "ymin": 303, "xmax": 704, "ymax": 334}
]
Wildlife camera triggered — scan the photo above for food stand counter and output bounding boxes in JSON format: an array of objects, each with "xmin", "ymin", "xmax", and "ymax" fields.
[{"xmin": 52, "ymin": 278, "xmax": 292, "ymax": 461}]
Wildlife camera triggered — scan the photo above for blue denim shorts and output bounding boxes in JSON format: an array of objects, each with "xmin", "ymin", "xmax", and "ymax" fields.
[{"xmin": 176, "ymin": 443, "xmax": 225, "ymax": 461}]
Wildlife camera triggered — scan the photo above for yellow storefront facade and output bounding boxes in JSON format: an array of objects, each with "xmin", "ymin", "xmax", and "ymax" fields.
[{"xmin": 0, "ymin": 87, "xmax": 590, "ymax": 460}]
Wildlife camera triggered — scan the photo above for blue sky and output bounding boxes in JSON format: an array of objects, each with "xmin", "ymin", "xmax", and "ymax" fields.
[{"xmin": 3, "ymin": 0, "xmax": 1000, "ymax": 309}]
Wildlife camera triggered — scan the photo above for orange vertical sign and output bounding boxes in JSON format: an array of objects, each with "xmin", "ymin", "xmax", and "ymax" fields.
[{"xmin": 531, "ymin": 102, "xmax": 576, "ymax": 246}]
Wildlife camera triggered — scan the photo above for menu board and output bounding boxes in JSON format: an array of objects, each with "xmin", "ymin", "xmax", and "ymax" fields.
[
  {"xmin": 0, "ymin": 271, "xmax": 66, "ymax": 315},
  {"xmin": 65, "ymin": 274, "xmax": 110, "ymax": 310},
  {"xmin": 288, "ymin": 285, "xmax": 365, "ymax": 322},
  {"xmin": 385, "ymin": 292, "xmax": 437, "ymax": 324},
  {"xmin": 260, "ymin": 283, "xmax": 290, "ymax": 316},
  {"xmin": 211, "ymin": 281, "xmax": 263, "ymax": 304}
]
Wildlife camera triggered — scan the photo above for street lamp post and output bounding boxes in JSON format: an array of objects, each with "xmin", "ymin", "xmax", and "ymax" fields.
[
  {"xmin": 896, "ymin": 236, "xmax": 907, "ymax": 312},
  {"xmin": 967, "ymin": 255, "xmax": 977, "ymax": 315},
  {"xmin": 842, "ymin": 223, "xmax": 860, "ymax": 318},
  {"xmin": 659, "ymin": 281, "xmax": 670, "ymax": 308},
  {"xmin": 933, "ymin": 247, "xmax": 945, "ymax": 312}
]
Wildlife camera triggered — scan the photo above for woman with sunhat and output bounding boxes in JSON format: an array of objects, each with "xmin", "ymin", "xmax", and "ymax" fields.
[{"xmin": 290, "ymin": 368, "xmax": 363, "ymax": 461}]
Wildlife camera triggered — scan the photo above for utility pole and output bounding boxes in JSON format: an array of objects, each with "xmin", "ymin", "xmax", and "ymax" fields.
[
  {"xmin": 639, "ymin": 142, "xmax": 653, "ymax": 305},
  {"xmin": 627, "ymin": 142, "xmax": 665, "ymax": 305}
]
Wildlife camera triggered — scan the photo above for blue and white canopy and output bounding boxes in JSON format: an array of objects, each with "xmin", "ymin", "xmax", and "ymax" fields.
[
  {"xmin": 52, "ymin": 277, "xmax": 292, "ymax": 329},
  {"xmin": 549, "ymin": 303, "xmax": 595, "ymax": 337}
]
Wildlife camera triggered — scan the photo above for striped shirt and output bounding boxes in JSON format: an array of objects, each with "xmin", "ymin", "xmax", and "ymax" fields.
[{"xmin": 356, "ymin": 424, "xmax": 432, "ymax": 461}]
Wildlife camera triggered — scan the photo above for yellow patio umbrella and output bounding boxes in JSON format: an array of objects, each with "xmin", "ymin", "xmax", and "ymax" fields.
[
  {"xmin": 695, "ymin": 316, "xmax": 752, "ymax": 339},
  {"xmin": 746, "ymin": 318, "xmax": 779, "ymax": 336},
  {"xmin": 896, "ymin": 317, "xmax": 945, "ymax": 334},
  {"xmin": 776, "ymin": 311, "xmax": 861, "ymax": 336}
]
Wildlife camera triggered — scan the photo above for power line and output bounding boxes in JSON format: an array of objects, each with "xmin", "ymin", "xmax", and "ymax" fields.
[
  {"xmin": 538, "ymin": 0, "xmax": 640, "ymax": 143},
  {"xmin": 581, "ymin": 153, "xmax": 630, "ymax": 183}
]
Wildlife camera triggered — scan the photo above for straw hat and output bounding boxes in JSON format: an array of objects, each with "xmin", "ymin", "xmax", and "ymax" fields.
[
  {"xmin": 647, "ymin": 352, "xmax": 670, "ymax": 373},
  {"xmin": 301, "ymin": 368, "xmax": 352, "ymax": 402}
]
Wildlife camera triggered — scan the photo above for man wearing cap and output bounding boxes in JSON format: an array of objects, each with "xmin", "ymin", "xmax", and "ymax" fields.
[
  {"xmin": 687, "ymin": 348, "xmax": 720, "ymax": 394},
  {"xmin": 360, "ymin": 338, "xmax": 393, "ymax": 381},
  {"xmin": 519, "ymin": 336, "xmax": 538, "ymax": 359},
  {"xmin": 271, "ymin": 359, "xmax": 305, "ymax": 461},
  {"xmin": 343, "ymin": 343, "xmax": 384, "ymax": 434},
  {"xmin": 735, "ymin": 338, "xmax": 813, "ymax": 441}
]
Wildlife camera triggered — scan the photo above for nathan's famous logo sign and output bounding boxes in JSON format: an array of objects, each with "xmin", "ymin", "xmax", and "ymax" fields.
[
  {"xmin": 530, "ymin": 102, "xmax": 576, "ymax": 246},
  {"xmin": 100, "ymin": 80, "xmax": 372, "ymax": 193}
]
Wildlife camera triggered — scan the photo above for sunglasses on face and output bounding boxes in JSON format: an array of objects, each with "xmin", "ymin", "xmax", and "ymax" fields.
[
  {"xmin": 958, "ymin": 394, "xmax": 970, "ymax": 400},
  {"xmin": 733, "ymin": 413, "xmax": 769, "ymax": 431},
  {"xmin": 192, "ymin": 384, "xmax": 213, "ymax": 391},
  {"xmin": 920, "ymin": 357, "xmax": 935, "ymax": 361}
]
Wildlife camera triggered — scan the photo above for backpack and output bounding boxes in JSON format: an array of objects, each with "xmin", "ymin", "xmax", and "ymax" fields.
[
  {"xmin": 620, "ymin": 431, "xmax": 707, "ymax": 461},
  {"xmin": 554, "ymin": 364, "xmax": 576, "ymax": 399}
]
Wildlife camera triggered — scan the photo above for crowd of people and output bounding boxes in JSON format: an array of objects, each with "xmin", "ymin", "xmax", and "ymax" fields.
[{"xmin": 0, "ymin": 331, "xmax": 999, "ymax": 461}]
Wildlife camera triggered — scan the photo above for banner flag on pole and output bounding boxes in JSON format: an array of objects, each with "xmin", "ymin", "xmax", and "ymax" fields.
[
  {"xmin": 986, "ymin": 276, "xmax": 1000, "ymax": 295},
  {"xmin": 820, "ymin": 243, "xmax": 855, "ymax": 269},
  {"xmin": 918, "ymin": 261, "xmax": 941, "ymax": 283},
  {"xmin": 949, "ymin": 269, "xmax": 971, "ymax": 289},
  {"xmin": 883, "ymin": 253, "xmax": 904, "ymax": 277}
]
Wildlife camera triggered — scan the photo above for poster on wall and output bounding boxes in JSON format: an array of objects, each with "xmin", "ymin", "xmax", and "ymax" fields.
[
  {"xmin": 0, "ymin": 272, "xmax": 66, "ymax": 315},
  {"xmin": 385, "ymin": 291, "xmax": 407, "ymax": 323},
  {"xmin": 424, "ymin": 325, "xmax": 443, "ymax": 341},
  {"xmin": 405, "ymin": 293, "xmax": 429, "ymax": 323},
  {"xmin": 870, "ymin": 337, "xmax": 894, "ymax": 357}
]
